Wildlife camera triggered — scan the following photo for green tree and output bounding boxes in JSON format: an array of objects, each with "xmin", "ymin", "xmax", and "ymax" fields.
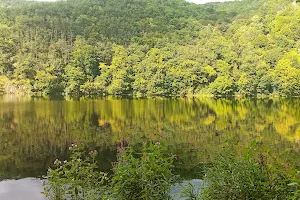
[{"xmin": 64, "ymin": 65, "xmax": 87, "ymax": 96}]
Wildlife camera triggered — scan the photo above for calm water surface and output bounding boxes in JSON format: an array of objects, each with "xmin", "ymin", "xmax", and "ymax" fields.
[{"xmin": 0, "ymin": 96, "xmax": 299, "ymax": 198}]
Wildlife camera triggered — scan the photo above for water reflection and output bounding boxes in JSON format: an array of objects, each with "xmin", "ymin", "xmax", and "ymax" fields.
[
  {"xmin": 0, "ymin": 178, "xmax": 45, "ymax": 200},
  {"xmin": 0, "ymin": 96, "xmax": 299, "ymax": 180}
]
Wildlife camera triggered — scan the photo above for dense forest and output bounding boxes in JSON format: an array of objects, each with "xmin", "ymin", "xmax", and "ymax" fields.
[{"xmin": 0, "ymin": 0, "xmax": 299, "ymax": 97}]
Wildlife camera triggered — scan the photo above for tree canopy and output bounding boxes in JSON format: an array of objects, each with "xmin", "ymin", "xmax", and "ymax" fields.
[{"xmin": 0, "ymin": 0, "xmax": 299, "ymax": 97}]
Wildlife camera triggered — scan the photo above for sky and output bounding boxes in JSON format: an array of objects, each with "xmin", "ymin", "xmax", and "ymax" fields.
[{"xmin": 186, "ymin": 0, "xmax": 235, "ymax": 4}]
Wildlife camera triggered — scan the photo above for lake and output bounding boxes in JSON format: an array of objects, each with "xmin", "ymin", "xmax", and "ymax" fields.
[{"xmin": 0, "ymin": 96, "xmax": 299, "ymax": 198}]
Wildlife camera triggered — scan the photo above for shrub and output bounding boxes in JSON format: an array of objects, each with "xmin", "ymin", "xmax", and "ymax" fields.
[
  {"xmin": 180, "ymin": 183, "xmax": 202, "ymax": 200},
  {"xmin": 43, "ymin": 144, "xmax": 108, "ymax": 200},
  {"xmin": 200, "ymin": 154, "xmax": 291, "ymax": 200},
  {"xmin": 43, "ymin": 142, "xmax": 178, "ymax": 200},
  {"xmin": 43, "ymin": 140, "xmax": 299, "ymax": 200},
  {"xmin": 111, "ymin": 142, "xmax": 177, "ymax": 200},
  {"xmin": 288, "ymin": 179, "xmax": 300, "ymax": 200}
]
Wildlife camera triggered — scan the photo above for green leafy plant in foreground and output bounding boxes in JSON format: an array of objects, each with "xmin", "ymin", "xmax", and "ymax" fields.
[
  {"xmin": 180, "ymin": 183, "xmax": 202, "ymax": 200},
  {"xmin": 43, "ymin": 144, "xmax": 108, "ymax": 200},
  {"xmin": 43, "ymin": 141, "xmax": 299, "ymax": 200},
  {"xmin": 288, "ymin": 179, "xmax": 300, "ymax": 200},
  {"xmin": 111, "ymin": 142, "xmax": 177, "ymax": 200},
  {"xmin": 43, "ymin": 141, "xmax": 177, "ymax": 200},
  {"xmin": 200, "ymin": 143, "xmax": 294, "ymax": 200}
]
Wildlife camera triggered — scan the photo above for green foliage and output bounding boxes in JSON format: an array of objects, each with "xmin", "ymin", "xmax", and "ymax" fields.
[
  {"xmin": 111, "ymin": 142, "xmax": 177, "ymax": 200},
  {"xmin": 80, "ymin": 81, "xmax": 103, "ymax": 96},
  {"xmin": 72, "ymin": 37, "xmax": 99, "ymax": 78},
  {"xmin": 8, "ymin": 79, "xmax": 33, "ymax": 95},
  {"xmin": 1, "ymin": 0, "xmax": 300, "ymax": 97},
  {"xmin": 288, "ymin": 180, "xmax": 300, "ymax": 200},
  {"xmin": 64, "ymin": 65, "xmax": 87, "ymax": 96},
  {"xmin": 272, "ymin": 51, "xmax": 300, "ymax": 96},
  {"xmin": 33, "ymin": 71, "xmax": 62, "ymax": 96},
  {"xmin": 201, "ymin": 146, "xmax": 293, "ymax": 200},
  {"xmin": 43, "ymin": 142, "xmax": 178, "ymax": 200},
  {"xmin": 209, "ymin": 76, "xmax": 235, "ymax": 96},
  {"xmin": 42, "ymin": 140, "xmax": 299, "ymax": 200},
  {"xmin": 43, "ymin": 144, "xmax": 108, "ymax": 200},
  {"xmin": 180, "ymin": 183, "xmax": 202, "ymax": 200},
  {"xmin": 0, "ymin": 75, "xmax": 8, "ymax": 94}
]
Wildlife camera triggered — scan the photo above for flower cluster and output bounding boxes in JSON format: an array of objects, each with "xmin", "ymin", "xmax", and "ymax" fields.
[
  {"xmin": 69, "ymin": 143, "xmax": 78, "ymax": 150},
  {"xmin": 54, "ymin": 159, "xmax": 62, "ymax": 166},
  {"xmin": 89, "ymin": 150, "xmax": 98, "ymax": 156}
]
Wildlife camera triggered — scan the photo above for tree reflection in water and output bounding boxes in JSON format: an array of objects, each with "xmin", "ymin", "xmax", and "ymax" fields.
[{"xmin": 0, "ymin": 96, "xmax": 299, "ymax": 180}]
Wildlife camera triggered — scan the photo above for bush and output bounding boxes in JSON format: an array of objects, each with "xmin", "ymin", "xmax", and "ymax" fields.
[
  {"xmin": 43, "ymin": 142, "xmax": 177, "ymax": 200},
  {"xmin": 288, "ymin": 180, "xmax": 300, "ymax": 200},
  {"xmin": 111, "ymin": 142, "xmax": 177, "ymax": 200},
  {"xmin": 180, "ymin": 183, "xmax": 202, "ymax": 200},
  {"xmin": 200, "ymin": 154, "xmax": 291, "ymax": 200},
  {"xmin": 43, "ymin": 144, "xmax": 108, "ymax": 200},
  {"xmin": 43, "ymin": 141, "xmax": 298, "ymax": 200}
]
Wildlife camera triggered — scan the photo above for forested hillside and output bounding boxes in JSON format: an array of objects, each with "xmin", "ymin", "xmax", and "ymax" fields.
[{"xmin": 0, "ymin": 0, "xmax": 299, "ymax": 97}]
